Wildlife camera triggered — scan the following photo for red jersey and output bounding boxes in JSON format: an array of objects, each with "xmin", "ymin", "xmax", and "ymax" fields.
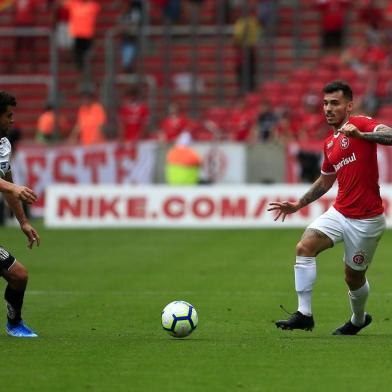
[
  {"xmin": 229, "ymin": 108, "xmax": 256, "ymax": 141},
  {"xmin": 321, "ymin": 115, "xmax": 384, "ymax": 219},
  {"xmin": 160, "ymin": 115, "xmax": 189, "ymax": 142},
  {"xmin": 15, "ymin": 0, "xmax": 36, "ymax": 25},
  {"xmin": 119, "ymin": 102, "xmax": 149, "ymax": 142}
]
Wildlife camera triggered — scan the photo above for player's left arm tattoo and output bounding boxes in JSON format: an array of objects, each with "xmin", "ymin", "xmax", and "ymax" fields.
[{"xmin": 361, "ymin": 125, "xmax": 392, "ymax": 145}]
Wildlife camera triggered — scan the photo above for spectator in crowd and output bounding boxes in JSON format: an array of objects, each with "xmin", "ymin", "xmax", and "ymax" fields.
[
  {"xmin": 118, "ymin": 86, "xmax": 149, "ymax": 142},
  {"xmin": 233, "ymin": 7, "xmax": 261, "ymax": 94},
  {"xmin": 52, "ymin": 0, "xmax": 72, "ymax": 50},
  {"xmin": 385, "ymin": 3, "xmax": 392, "ymax": 41},
  {"xmin": 358, "ymin": 0, "xmax": 384, "ymax": 45},
  {"xmin": 165, "ymin": 131, "xmax": 202, "ymax": 185},
  {"xmin": 257, "ymin": 0, "xmax": 278, "ymax": 37},
  {"xmin": 227, "ymin": 99, "xmax": 257, "ymax": 142},
  {"xmin": 249, "ymin": 101, "xmax": 278, "ymax": 142},
  {"xmin": 340, "ymin": 42, "xmax": 368, "ymax": 76},
  {"xmin": 159, "ymin": 102, "xmax": 191, "ymax": 143},
  {"xmin": 273, "ymin": 109, "xmax": 301, "ymax": 145},
  {"xmin": 36, "ymin": 103, "xmax": 70, "ymax": 144},
  {"xmin": 315, "ymin": 0, "xmax": 351, "ymax": 53},
  {"xmin": 11, "ymin": 0, "xmax": 39, "ymax": 71},
  {"xmin": 164, "ymin": 0, "xmax": 181, "ymax": 23},
  {"xmin": 185, "ymin": 0, "xmax": 205, "ymax": 23},
  {"xmin": 117, "ymin": 0, "xmax": 146, "ymax": 73},
  {"xmin": 150, "ymin": 0, "xmax": 181, "ymax": 23},
  {"xmin": 65, "ymin": 0, "xmax": 101, "ymax": 88},
  {"xmin": 68, "ymin": 90, "xmax": 107, "ymax": 145},
  {"xmin": 298, "ymin": 98, "xmax": 327, "ymax": 142}
]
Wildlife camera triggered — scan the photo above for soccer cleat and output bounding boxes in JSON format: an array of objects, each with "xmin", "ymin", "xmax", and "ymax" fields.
[
  {"xmin": 6, "ymin": 321, "xmax": 38, "ymax": 338},
  {"xmin": 332, "ymin": 314, "xmax": 372, "ymax": 336},
  {"xmin": 276, "ymin": 311, "xmax": 315, "ymax": 331}
]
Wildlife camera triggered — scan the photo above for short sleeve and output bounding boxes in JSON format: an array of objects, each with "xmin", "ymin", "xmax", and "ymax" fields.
[
  {"xmin": 321, "ymin": 142, "xmax": 335, "ymax": 175},
  {"xmin": 349, "ymin": 116, "xmax": 380, "ymax": 134}
]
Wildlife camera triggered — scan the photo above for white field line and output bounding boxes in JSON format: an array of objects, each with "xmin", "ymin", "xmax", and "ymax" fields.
[{"xmin": 27, "ymin": 290, "xmax": 392, "ymax": 296}]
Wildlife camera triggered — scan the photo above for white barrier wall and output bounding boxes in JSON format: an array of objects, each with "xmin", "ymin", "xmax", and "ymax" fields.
[
  {"xmin": 12, "ymin": 141, "xmax": 247, "ymax": 217},
  {"xmin": 45, "ymin": 184, "xmax": 392, "ymax": 228}
]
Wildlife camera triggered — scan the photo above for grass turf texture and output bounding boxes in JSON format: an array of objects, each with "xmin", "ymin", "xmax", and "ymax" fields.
[{"xmin": 2, "ymin": 223, "xmax": 392, "ymax": 391}]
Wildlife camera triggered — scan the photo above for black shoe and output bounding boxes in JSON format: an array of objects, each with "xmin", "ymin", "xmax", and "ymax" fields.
[
  {"xmin": 276, "ymin": 311, "xmax": 315, "ymax": 331},
  {"xmin": 332, "ymin": 314, "xmax": 372, "ymax": 335}
]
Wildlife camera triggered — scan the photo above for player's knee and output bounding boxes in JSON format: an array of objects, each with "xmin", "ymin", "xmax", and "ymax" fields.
[
  {"xmin": 296, "ymin": 241, "xmax": 316, "ymax": 257},
  {"xmin": 9, "ymin": 263, "xmax": 28, "ymax": 289},
  {"xmin": 344, "ymin": 269, "xmax": 366, "ymax": 290},
  {"xmin": 345, "ymin": 274, "xmax": 358, "ymax": 289}
]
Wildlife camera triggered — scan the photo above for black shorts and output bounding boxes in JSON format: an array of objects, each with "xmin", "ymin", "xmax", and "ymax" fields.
[{"xmin": 0, "ymin": 246, "xmax": 15, "ymax": 270}]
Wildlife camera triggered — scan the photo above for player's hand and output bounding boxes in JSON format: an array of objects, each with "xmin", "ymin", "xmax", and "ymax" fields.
[
  {"xmin": 337, "ymin": 123, "xmax": 363, "ymax": 138},
  {"xmin": 11, "ymin": 185, "xmax": 37, "ymax": 204},
  {"xmin": 267, "ymin": 201, "xmax": 300, "ymax": 222},
  {"xmin": 20, "ymin": 222, "xmax": 40, "ymax": 249}
]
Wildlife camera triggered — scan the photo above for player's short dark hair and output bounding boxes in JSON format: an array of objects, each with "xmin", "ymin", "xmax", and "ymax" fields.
[
  {"xmin": 323, "ymin": 80, "xmax": 353, "ymax": 101},
  {"xmin": 0, "ymin": 91, "xmax": 17, "ymax": 115}
]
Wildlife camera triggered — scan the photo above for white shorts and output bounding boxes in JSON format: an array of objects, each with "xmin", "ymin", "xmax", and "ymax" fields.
[{"xmin": 307, "ymin": 206, "xmax": 386, "ymax": 271}]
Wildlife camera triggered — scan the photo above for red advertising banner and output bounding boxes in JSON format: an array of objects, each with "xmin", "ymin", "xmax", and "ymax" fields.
[{"xmin": 12, "ymin": 141, "xmax": 158, "ymax": 216}]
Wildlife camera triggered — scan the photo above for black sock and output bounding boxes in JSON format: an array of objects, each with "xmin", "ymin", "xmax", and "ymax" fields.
[{"xmin": 4, "ymin": 285, "xmax": 25, "ymax": 325}]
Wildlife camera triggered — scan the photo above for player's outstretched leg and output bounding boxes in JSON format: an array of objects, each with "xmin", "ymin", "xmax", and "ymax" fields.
[
  {"xmin": 3, "ymin": 261, "xmax": 37, "ymax": 338},
  {"xmin": 332, "ymin": 313, "xmax": 372, "ymax": 335},
  {"xmin": 275, "ymin": 310, "xmax": 315, "ymax": 331}
]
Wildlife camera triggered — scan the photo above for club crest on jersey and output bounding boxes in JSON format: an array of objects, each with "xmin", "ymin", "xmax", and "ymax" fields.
[
  {"xmin": 340, "ymin": 136, "xmax": 349, "ymax": 149},
  {"xmin": 353, "ymin": 251, "xmax": 365, "ymax": 265}
]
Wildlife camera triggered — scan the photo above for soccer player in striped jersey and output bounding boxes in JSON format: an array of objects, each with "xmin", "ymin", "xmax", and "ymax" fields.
[{"xmin": 0, "ymin": 91, "xmax": 40, "ymax": 337}]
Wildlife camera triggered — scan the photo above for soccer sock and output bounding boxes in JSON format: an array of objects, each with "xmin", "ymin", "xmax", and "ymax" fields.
[
  {"xmin": 4, "ymin": 285, "xmax": 25, "ymax": 325},
  {"xmin": 349, "ymin": 280, "xmax": 369, "ymax": 327},
  {"xmin": 294, "ymin": 256, "xmax": 317, "ymax": 316}
]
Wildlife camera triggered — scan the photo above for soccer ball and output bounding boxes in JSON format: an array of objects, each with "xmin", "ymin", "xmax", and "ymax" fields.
[{"xmin": 161, "ymin": 300, "xmax": 198, "ymax": 338}]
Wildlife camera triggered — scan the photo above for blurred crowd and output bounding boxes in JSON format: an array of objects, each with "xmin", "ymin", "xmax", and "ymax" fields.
[{"xmin": 3, "ymin": 0, "xmax": 392, "ymax": 152}]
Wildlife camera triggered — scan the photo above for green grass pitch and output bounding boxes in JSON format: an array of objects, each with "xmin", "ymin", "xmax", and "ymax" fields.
[{"xmin": 2, "ymin": 223, "xmax": 392, "ymax": 391}]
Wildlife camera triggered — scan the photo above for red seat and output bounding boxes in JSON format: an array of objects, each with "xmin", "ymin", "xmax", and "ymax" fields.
[
  {"xmin": 338, "ymin": 68, "xmax": 357, "ymax": 84},
  {"xmin": 244, "ymin": 93, "xmax": 262, "ymax": 109},
  {"xmin": 191, "ymin": 121, "xmax": 215, "ymax": 141},
  {"xmin": 204, "ymin": 107, "xmax": 230, "ymax": 129},
  {"xmin": 259, "ymin": 80, "xmax": 282, "ymax": 96},
  {"xmin": 290, "ymin": 67, "xmax": 313, "ymax": 83},
  {"xmin": 286, "ymin": 81, "xmax": 306, "ymax": 96}
]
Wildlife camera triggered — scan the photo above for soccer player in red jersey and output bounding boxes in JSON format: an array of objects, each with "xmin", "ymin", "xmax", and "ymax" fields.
[
  {"xmin": 0, "ymin": 91, "xmax": 40, "ymax": 337},
  {"xmin": 268, "ymin": 80, "xmax": 392, "ymax": 335}
]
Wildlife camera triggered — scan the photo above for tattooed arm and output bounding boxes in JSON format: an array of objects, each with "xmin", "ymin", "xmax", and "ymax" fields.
[
  {"xmin": 339, "ymin": 124, "xmax": 392, "ymax": 145},
  {"xmin": 361, "ymin": 125, "xmax": 392, "ymax": 145},
  {"xmin": 298, "ymin": 174, "xmax": 336, "ymax": 208},
  {"xmin": 268, "ymin": 174, "xmax": 336, "ymax": 222}
]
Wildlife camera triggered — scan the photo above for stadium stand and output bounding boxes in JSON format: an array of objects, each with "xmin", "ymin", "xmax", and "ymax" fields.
[{"xmin": 1, "ymin": 0, "xmax": 392, "ymax": 141}]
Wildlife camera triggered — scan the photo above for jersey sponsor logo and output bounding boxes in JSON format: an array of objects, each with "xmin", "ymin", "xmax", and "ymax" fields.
[
  {"xmin": 332, "ymin": 152, "xmax": 356, "ymax": 172},
  {"xmin": 353, "ymin": 252, "xmax": 365, "ymax": 265},
  {"xmin": 340, "ymin": 136, "xmax": 349, "ymax": 149},
  {"xmin": 327, "ymin": 140, "xmax": 334, "ymax": 149}
]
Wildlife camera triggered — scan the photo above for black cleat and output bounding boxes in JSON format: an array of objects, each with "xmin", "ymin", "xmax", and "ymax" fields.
[
  {"xmin": 332, "ymin": 314, "xmax": 372, "ymax": 335},
  {"xmin": 276, "ymin": 311, "xmax": 315, "ymax": 331}
]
